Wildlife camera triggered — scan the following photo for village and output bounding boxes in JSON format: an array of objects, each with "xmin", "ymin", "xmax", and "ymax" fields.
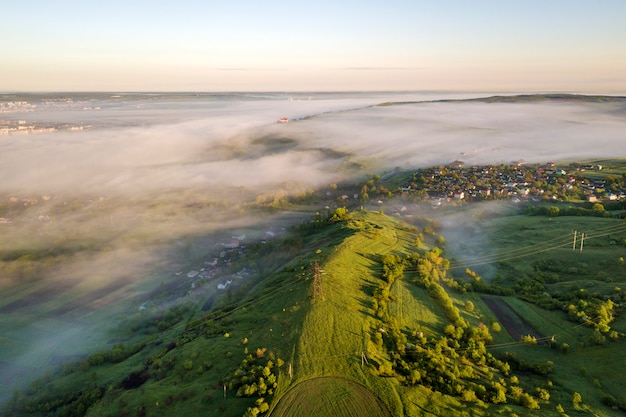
[
  {"xmin": 0, "ymin": 119, "xmax": 89, "ymax": 135},
  {"xmin": 179, "ymin": 233, "xmax": 254, "ymax": 295},
  {"xmin": 400, "ymin": 160, "xmax": 626, "ymax": 205},
  {"xmin": 139, "ymin": 229, "xmax": 285, "ymax": 313}
]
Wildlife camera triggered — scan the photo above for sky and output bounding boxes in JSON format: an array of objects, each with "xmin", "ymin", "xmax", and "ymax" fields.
[{"xmin": 2, "ymin": 0, "xmax": 626, "ymax": 92}]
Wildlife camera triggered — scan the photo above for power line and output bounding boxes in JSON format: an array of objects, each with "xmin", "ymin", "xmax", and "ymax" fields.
[{"xmin": 445, "ymin": 222, "xmax": 626, "ymax": 270}]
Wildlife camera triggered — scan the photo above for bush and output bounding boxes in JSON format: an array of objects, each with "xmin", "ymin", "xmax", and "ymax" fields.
[
  {"xmin": 120, "ymin": 369, "xmax": 149, "ymax": 389},
  {"xmin": 536, "ymin": 387, "xmax": 550, "ymax": 401},
  {"xmin": 520, "ymin": 392, "xmax": 540, "ymax": 409},
  {"xmin": 600, "ymin": 393, "xmax": 617, "ymax": 407}
]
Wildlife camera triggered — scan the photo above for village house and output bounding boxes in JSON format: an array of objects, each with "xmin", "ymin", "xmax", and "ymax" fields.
[{"xmin": 217, "ymin": 279, "xmax": 233, "ymax": 290}]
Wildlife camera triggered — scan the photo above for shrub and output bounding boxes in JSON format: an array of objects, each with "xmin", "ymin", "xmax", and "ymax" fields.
[
  {"xmin": 520, "ymin": 392, "xmax": 540, "ymax": 409},
  {"xmin": 536, "ymin": 387, "xmax": 550, "ymax": 401},
  {"xmin": 600, "ymin": 393, "xmax": 616, "ymax": 407}
]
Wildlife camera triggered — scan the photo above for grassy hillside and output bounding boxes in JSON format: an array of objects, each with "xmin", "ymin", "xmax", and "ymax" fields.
[
  {"xmin": 459, "ymin": 213, "xmax": 626, "ymax": 415},
  {"xmin": 2, "ymin": 207, "xmax": 625, "ymax": 417}
]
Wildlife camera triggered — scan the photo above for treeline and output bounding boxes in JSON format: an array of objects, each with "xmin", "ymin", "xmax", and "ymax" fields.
[
  {"xmin": 3, "ymin": 387, "xmax": 103, "ymax": 417},
  {"xmin": 527, "ymin": 202, "xmax": 626, "ymax": 218}
]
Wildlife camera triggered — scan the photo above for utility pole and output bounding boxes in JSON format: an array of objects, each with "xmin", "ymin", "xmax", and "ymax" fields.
[
  {"xmin": 399, "ymin": 281, "xmax": 403, "ymax": 323},
  {"xmin": 312, "ymin": 261, "xmax": 323, "ymax": 301},
  {"xmin": 580, "ymin": 232, "xmax": 585, "ymax": 252}
]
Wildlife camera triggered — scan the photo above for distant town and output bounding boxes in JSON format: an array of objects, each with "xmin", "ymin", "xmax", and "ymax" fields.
[
  {"xmin": 0, "ymin": 119, "xmax": 89, "ymax": 135},
  {"xmin": 0, "ymin": 99, "xmax": 97, "ymax": 135}
]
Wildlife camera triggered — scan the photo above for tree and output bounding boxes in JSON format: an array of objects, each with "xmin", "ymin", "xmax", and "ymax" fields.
[
  {"xmin": 330, "ymin": 207, "xmax": 349, "ymax": 222},
  {"xmin": 536, "ymin": 387, "xmax": 550, "ymax": 401},
  {"xmin": 490, "ymin": 382, "xmax": 507, "ymax": 404},
  {"xmin": 547, "ymin": 206, "xmax": 560, "ymax": 217}
]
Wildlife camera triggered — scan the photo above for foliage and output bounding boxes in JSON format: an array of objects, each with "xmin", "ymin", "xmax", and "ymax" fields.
[{"xmin": 224, "ymin": 349, "xmax": 282, "ymax": 416}]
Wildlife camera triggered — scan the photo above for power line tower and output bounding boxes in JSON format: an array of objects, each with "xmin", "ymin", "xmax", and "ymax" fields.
[
  {"xmin": 580, "ymin": 232, "xmax": 585, "ymax": 252},
  {"xmin": 312, "ymin": 260, "xmax": 324, "ymax": 301},
  {"xmin": 573, "ymin": 230, "xmax": 585, "ymax": 252}
]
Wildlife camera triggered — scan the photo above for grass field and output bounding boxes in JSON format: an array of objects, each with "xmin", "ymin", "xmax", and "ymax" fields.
[
  {"xmin": 476, "ymin": 214, "xmax": 626, "ymax": 284},
  {"xmin": 469, "ymin": 213, "xmax": 626, "ymax": 416}
]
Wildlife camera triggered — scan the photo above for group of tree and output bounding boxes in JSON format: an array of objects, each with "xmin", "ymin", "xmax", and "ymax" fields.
[
  {"xmin": 368, "ymin": 244, "xmax": 553, "ymax": 410},
  {"xmin": 224, "ymin": 347, "xmax": 284, "ymax": 417}
]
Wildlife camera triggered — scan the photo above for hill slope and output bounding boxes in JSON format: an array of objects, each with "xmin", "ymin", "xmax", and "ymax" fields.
[{"xmin": 2, "ymin": 209, "xmax": 624, "ymax": 417}]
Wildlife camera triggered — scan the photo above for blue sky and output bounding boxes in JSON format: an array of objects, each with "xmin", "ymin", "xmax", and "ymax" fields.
[{"xmin": 3, "ymin": 0, "xmax": 625, "ymax": 91}]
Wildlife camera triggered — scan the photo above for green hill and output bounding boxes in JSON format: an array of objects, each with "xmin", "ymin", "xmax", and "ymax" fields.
[{"xmin": 2, "ymin": 208, "xmax": 625, "ymax": 417}]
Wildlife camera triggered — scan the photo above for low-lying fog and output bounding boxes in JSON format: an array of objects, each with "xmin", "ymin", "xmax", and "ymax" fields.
[
  {"xmin": 4, "ymin": 92, "xmax": 625, "ymax": 195},
  {"xmin": 1, "ymin": 91, "xmax": 625, "ymax": 403}
]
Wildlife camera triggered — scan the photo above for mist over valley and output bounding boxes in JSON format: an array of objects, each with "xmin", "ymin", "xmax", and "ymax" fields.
[{"xmin": 1, "ymin": 92, "xmax": 626, "ymax": 413}]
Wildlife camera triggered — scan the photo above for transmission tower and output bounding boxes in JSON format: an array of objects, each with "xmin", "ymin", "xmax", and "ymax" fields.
[{"xmin": 312, "ymin": 260, "xmax": 324, "ymax": 301}]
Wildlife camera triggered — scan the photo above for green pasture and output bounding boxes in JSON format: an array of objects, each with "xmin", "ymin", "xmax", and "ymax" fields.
[
  {"xmin": 492, "ymin": 297, "xmax": 626, "ymax": 416},
  {"xmin": 478, "ymin": 214, "xmax": 626, "ymax": 284},
  {"xmin": 472, "ymin": 209, "xmax": 626, "ymax": 416},
  {"xmin": 577, "ymin": 159, "xmax": 626, "ymax": 180},
  {"xmin": 394, "ymin": 281, "xmax": 447, "ymax": 338}
]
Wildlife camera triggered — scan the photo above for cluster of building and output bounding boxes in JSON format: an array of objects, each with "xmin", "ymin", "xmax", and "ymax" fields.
[
  {"xmin": 0, "ymin": 101, "xmax": 37, "ymax": 113},
  {"xmin": 0, "ymin": 119, "xmax": 88, "ymax": 135},
  {"xmin": 0, "ymin": 98, "xmax": 102, "ymax": 114},
  {"xmin": 176, "ymin": 233, "xmax": 262, "ymax": 297},
  {"xmin": 402, "ymin": 161, "xmax": 625, "ymax": 204}
]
